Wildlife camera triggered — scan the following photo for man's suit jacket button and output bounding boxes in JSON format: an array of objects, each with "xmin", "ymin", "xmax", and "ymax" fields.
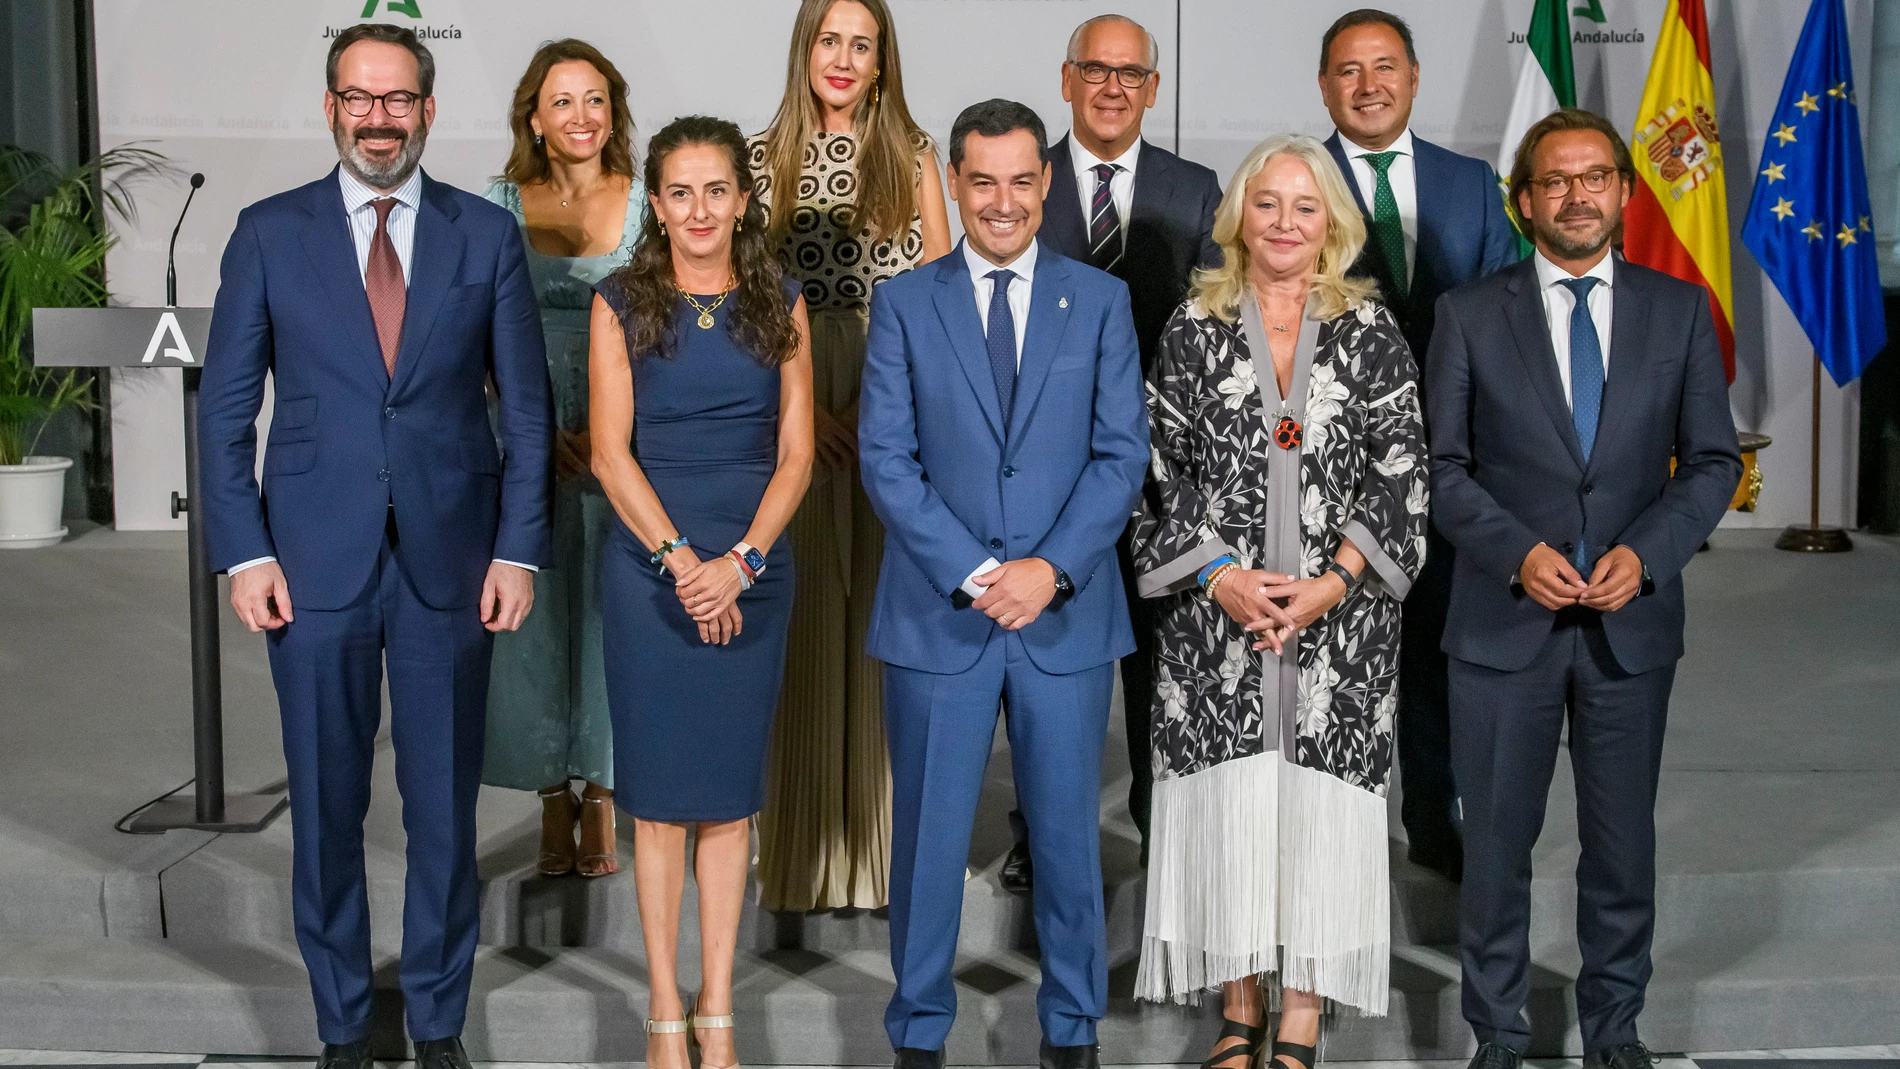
[
  {"xmin": 1003, "ymin": 465, "xmax": 1015, "ymax": 478},
  {"xmin": 378, "ymin": 469, "xmax": 391, "ymax": 483},
  {"xmin": 1583, "ymin": 483, "xmax": 1594, "ymax": 495},
  {"xmin": 385, "ymin": 407, "xmax": 396, "ymax": 419},
  {"xmin": 1561, "ymin": 541, "xmax": 1575, "ymax": 555},
  {"xmin": 990, "ymin": 538, "xmax": 1004, "ymax": 550}
]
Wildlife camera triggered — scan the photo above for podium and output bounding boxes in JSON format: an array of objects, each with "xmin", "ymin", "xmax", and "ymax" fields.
[{"xmin": 32, "ymin": 306, "xmax": 288, "ymax": 833}]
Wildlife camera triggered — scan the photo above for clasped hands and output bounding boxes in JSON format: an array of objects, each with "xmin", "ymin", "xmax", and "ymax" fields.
[
  {"xmin": 1518, "ymin": 543, "xmax": 1643, "ymax": 613},
  {"xmin": 665, "ymin": 546, "xmax": 745, "ymax": 645},
  {"xmin": 227, "ymin": 559, "xmax": 536, "ymax": 634},
  {"xmin": 1214, "ymin": 570, "xmax": 1343, "ymax": 655},
  {"xmin": 971, "ymin": 557, "xmax": 1059, "ymax": 632}
]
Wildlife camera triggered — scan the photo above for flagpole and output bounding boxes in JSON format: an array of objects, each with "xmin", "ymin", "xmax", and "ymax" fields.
[{"xmin": 1776, "ymin": 353, "xmax": 1853, "ymax": 552}]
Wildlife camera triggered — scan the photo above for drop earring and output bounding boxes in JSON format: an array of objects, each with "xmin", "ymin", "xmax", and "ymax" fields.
[
  {"xmin": 870, "ymin": 72, "xmax": 881, "ymax": 108},
  {"xmin": 659, "ymin": 220, "xmax": 667, "ymax": 236},
  {"xmin": 735, "ymin": 216, "xmax": 744, "ymax": 232},
  {"xmin": 534, "ymin": 133, "xmax": 543, "ymax": 145}
]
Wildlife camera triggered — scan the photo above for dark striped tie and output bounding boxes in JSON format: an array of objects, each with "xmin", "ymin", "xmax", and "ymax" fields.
[{"xmin": 1088, "ymin": 162, "xmax": 1124, "ymax": 272}]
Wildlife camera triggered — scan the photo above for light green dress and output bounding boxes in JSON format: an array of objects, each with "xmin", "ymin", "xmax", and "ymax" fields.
[{"xmin": 480, "ymin": 177, "xmax": 644, "ymax": 791}]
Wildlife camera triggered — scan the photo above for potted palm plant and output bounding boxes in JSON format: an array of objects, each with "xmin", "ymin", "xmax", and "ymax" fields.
[{"xmin": 0, "ymin": 143, "xmax": 167, "ymax": 547}]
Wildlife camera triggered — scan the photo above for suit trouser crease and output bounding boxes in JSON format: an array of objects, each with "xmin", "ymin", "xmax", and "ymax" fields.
[
  {"xmin": 1449, "ymin": 614, "xmax": 1673, "ymax": 1055},
  {"xmin": 884, "ymin": 631, "xmax": 1112, "ymax": 1050},
  {"xmin": 268, "ymin": 533, "xmax": 492, "ymax": 1044}
]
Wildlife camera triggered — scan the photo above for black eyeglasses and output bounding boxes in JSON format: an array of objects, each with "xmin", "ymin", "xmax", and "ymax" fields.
[
  {"xmin": 1071, "ymin": 61, "xmax": 1154, "ymax": 89},
  {"xmin": 1536, "ymin": 168, "xmax": 1618, "ymax": 198},
  {"xmin": 333, "ymin": 88, "xmax": 421, "ymax": 118}
]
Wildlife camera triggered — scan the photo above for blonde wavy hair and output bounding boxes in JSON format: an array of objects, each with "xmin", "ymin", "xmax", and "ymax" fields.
[{"xmin": 1189, "ymin": 134, "xmax": 1378, "ymax": 323}]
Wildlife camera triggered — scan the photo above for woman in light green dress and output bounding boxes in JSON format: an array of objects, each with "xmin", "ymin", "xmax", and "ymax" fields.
[{"xmin": 482, "ymin": 39, "xmax": 643, "ymax": 879}]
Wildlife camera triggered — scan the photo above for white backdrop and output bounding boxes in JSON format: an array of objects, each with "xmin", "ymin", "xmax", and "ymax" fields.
[{"xmin": 94, "ymin": 0, "xmax": 1879, "ymax": 530}]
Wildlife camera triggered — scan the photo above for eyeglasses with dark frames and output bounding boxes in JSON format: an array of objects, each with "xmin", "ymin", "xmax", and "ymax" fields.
[
  {"xmin": 333, "ymin": 88, "xmax": 421, "ymax": 118},
  {"xmin": 1071, "ymin": 61, "xmax": 1155, "ymax": 89},
  {"xmin": 1536, "ymin": 168, "xmax": 1618, "ymax": 198}
]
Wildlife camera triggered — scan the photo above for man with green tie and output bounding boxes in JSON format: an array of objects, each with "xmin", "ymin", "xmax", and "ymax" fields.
[{"xmin": 1318, "ymin": 8, "xmax": 1520, "ymax": 884}]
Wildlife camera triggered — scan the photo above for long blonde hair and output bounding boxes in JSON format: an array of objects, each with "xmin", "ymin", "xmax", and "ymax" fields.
[
  {"xmin": 758, "ymin": 0, "xmax": 930, "ymax": 244},
  {"xmin": 1189, "ymin": 134, "xmax": 1378, "ymax": 323}
]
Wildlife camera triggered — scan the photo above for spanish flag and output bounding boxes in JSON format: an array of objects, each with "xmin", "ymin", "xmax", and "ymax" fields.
[{"xmin": 1624, "ymin": 0, "xmax": 1736, "ymax": 380}]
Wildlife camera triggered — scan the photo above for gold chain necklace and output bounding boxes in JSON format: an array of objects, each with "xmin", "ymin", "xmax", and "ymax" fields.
[{"xmin": 678, "ymin": 277, "xmax": 736, "ymax": 329}]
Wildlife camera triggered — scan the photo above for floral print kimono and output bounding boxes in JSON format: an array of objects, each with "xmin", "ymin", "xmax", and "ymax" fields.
[{"xmin": 1130, "ymin": 293, "xmax": 1427, "ymax": 1013}]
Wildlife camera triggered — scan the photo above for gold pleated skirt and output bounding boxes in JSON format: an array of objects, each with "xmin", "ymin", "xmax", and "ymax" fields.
[{"xmin": 756, "ymin": 307, "xmax": 892, "ymax": 911}]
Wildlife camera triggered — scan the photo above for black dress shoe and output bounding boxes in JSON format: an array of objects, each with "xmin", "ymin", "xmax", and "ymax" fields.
[
  {"xmin": 415, "ymin": 1037, "xmax": 473, "ymax": 1069},
  {"xmin": 1585, "ymin": 1042, "xmax": 1658, "ymax": 1069},
  {"xmin": 314, "ymin": 1041, "xmax": 372, "ymax": 1069},
  {"xmin": 1466, "ymin": 1042, "xmax": 1523, "ymax": 1069},
  {"xmin": 1000, "ymin": 840, "xmax": 1034, "ymax": 893},
  {"xmin": 894, "ymin": 1047, "xmax": 946, "ymax": 1069},
  {"xmin": 1040, "ymin": 1040, "xmax": 1101, "ymax": 1069}
]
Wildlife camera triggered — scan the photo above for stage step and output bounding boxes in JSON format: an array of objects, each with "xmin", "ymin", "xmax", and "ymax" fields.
[
  {"xmin": 0, "ymin": 929, "xmax": 1895, "ymax": 1062},
  {"xmin": 156, "ymin": 824, "xmax": 1900, "ymax": 965}
]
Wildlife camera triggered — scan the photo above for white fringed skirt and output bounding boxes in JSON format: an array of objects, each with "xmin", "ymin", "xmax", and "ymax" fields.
[{"xmin": 1135, "ymin": 750, "xmax": 1390, "ymax": 1014}]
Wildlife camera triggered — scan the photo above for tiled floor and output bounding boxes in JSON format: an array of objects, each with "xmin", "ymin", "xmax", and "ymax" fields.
[{"xmin": 0, "ymin": 1051, "xmax": 1895, "ymax": 1069}]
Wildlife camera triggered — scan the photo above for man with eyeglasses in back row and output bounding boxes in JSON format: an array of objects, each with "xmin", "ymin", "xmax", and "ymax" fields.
[{"xmin": 1008, "ymin": 12, "xmax": 1222, "ymax": 891}]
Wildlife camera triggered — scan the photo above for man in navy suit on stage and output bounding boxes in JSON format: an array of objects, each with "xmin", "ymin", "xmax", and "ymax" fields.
[
  {"xmin": 1318, "ymin": 7, "xmax": 1521, "ymax": 881},
  {"xmin": 1428, "ymin": 108, "xmax": 1739, "ymax": 1069},
  {"xmin": 1025, "ymin": 13, "xmax": 1222, "ymax": 882},
  {"xmin": 859, "ymin": 98, "xmax": 1148, "ymax": 1069},
  {"xmin": 197, "ymin": 24, "xmax": 551, "ymax": 1069}
]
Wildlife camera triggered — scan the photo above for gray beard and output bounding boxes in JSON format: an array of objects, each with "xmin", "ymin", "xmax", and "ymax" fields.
[{"xmin": 334, "ymin": 122, "xmax": 428, "ymax": 190}]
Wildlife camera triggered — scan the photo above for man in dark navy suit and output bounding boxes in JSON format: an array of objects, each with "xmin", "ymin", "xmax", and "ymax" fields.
[
  {"xmin": 1023, "ymin": 13, "xmax": 1221, "ymax": 885},
  {"xmin": 197, "ymin": 25, "xmax": 551, "ymax": 1069},
  {"xmin": 1427, "ymin": 108, "xmax": 1738, "ymax": 1069},
  {"xmin": 1318, "ymin": 7, "xmax": 1521, "ymax": 881}
]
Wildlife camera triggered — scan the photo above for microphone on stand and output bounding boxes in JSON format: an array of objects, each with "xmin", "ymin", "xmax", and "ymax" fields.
[{"xmin": 166, "ymin": 172, "xmax": 205, "ymax": 307}]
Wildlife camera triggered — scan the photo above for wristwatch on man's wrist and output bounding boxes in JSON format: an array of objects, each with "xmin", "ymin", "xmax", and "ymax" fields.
[{"xmin": 1053, "ymin": 566, "xmax": 1075, "ymax": 599}]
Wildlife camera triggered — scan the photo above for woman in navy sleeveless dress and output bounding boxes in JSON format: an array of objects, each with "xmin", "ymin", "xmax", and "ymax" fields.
[{"xmin": 587, "ymin": 116, "xmax": 813, "ymax": 1069}]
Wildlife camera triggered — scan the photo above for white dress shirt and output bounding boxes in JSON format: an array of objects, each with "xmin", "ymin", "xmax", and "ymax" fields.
[
  {"xmin": 1532, "ymin": 248, "xmax": 1615, "ymax": 408},
  {"xmin": 338, "ymin": 166, "xmax": 421, "ymax": 283},
  {"xmin": 964, "ymin": 235, "xmax": 1038, "ymax": 369},
  {"xmin": 958, "ymin": 237, "xmax": 1042, "ymax": 598},
  {"xmin": 1338, "ymin": 127, "xmax": 1418, "ymax": 280},
  {"xmin": 1069, "ymin": 135, "xmax": 1142, "ymax": 255},
  {"xmin": 230, "ymin": 166, "xmax": 536, "ymax": 577}
]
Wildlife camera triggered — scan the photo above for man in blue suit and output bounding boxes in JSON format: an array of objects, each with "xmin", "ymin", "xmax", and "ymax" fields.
[
  {"xmin": 859, "ymin": 98, "xmax": 1148, "ymax": 1069},
  {"xmin": 1318, "ymin": 8, "xmax": 1521, "ymax": 881},
  {"xmin": 197, "ymin": 25, "xmax": 551, "ymax": 1069},
  {"xmin": 1428, "ymin": 109, "xmax": 1738, "ymax": 1069}
]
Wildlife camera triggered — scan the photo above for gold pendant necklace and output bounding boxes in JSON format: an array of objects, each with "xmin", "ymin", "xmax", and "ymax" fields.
[{"xmin": 678, "ymin": 277, "xmax": 736, "ymax": 329}]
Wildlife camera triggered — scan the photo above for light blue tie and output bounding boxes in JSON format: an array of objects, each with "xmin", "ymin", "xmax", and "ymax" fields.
[
  {"xmin": 1558, "ymin": 275, "xmax": 1603, "ymax": 572},
  {"xmin": 985, "ymin": 269, "xmax": 1017, "ymax": 426}
]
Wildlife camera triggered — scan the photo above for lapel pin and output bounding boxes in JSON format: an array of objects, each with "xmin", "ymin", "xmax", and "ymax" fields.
[{"xmin": 1058, "ymin": 297, "xmax": 1069, "ymax": 309}]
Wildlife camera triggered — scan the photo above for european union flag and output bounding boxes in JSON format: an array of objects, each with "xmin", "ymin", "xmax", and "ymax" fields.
[{"xmin": 1740, "ymin": 0, "xmax": 1887, "ymax": 386}]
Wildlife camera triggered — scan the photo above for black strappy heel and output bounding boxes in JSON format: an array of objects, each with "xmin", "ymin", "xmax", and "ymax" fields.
[
  {"xmin": 1270, "ymin": 1040, "xmax": 1319, "ymax": 1069},
  {"xmin": 1202, "ymin": 1019, "xmax": 1268, "ymax": 1069}
]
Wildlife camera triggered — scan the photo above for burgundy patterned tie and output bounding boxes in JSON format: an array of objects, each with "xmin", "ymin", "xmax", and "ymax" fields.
[{"xmin": 365, "ymin": 197, "xmax": 406, "ymax": 377}]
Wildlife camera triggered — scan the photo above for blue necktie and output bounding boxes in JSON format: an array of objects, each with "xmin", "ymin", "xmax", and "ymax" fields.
[
  {"xmin": 1559, "ymin": 275, "xmax": 1603, "ymax": 572},
  {"xmin": 985, "ymin": 269, "xmax": 1017, "ymax": 425},
  {"xmin": 1558, "ymin": 276, "xmax": 1604, "ymax": 462}
]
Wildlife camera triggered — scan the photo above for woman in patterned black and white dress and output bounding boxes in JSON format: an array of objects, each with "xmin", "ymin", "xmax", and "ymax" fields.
[
  {"xmin": 1131, "ymin": 135, "xmax": 1428, "ymax": 1066},
  {"xmin": 746, "ymin": 0, "xmax": 951, "ymax": 912}
]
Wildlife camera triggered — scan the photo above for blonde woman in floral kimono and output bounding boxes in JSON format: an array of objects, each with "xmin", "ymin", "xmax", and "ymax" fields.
[{"xmin": 1130, "ymin": 134, "xmax": 1428, "ymax": 1068}]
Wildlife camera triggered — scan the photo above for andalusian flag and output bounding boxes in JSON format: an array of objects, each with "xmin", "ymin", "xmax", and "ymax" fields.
[
  {"xmin": 1625, "ymin": 0, "xmax": 1736, "ymax": 381},
  {"xmin": 1497, "ymin": 0, "xmax": 1576, "ymax": 245}
]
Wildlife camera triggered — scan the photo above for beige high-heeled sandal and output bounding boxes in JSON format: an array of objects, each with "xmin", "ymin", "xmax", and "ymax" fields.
[
  {"xmin": 645, "ymin": 1015, "xmax": 689, "ymax": 1069},
  {"xmin": 577, "ymin": 794, "xmax": 619, "ymax": 878},
  {"xmin": 688, "ymin": 999, "xmax": 739, "ymax": 1069},
  {"xmin": 535, "ymin": 785, "xmax": 579, "ymax": 876}
]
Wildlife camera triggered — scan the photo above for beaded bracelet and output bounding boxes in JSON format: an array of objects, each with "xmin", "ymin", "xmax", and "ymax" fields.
[
  {"xmin": 1202, "ymin": 562, "xmax": 1239, "ymax": 600},
  {"xmin": 1197, "ymin": 555, "xmax": 1239, "ymax": 588}
]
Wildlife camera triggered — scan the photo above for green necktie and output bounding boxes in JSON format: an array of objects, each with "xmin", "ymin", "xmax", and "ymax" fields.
[{"xmin": 1361, "ymin": 150, "xmax": 1408, "ymax": 299}]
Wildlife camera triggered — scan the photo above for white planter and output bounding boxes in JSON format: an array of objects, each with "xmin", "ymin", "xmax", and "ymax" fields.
[{"xmin": 0, "ymin": 455, "xmax": 74, "ymax": 549}]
